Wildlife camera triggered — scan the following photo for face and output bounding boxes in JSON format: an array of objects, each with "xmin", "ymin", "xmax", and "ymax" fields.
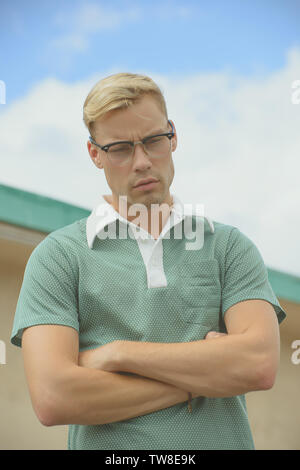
[{"xmin": 87, "ymin": 94, "xmax": 177, "ymax": 211}]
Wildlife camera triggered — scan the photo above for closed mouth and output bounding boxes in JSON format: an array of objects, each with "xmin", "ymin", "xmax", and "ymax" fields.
[{"xmin": 134, "ymin": 179, "xmax": 158, "ymax": 188}]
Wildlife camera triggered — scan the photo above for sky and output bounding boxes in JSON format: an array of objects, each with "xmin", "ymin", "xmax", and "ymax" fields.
[{"xmin": 0, "ymin": 0, "xmax": 300, "ymax": 277}]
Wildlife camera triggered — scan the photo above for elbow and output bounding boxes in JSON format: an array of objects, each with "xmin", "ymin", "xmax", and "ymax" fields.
[
  {"xmin": 32, "ymin": 385, "xmax": 68, "ymax": 427},
  {"xmin": 34, "ymin": 404, "xmax": 55, "ymax": 427},
  {"xmin": 37, "ymin": 410, "xmax": 56, "ymax": 427},
  {"xmin": 259, "ymin": 370, "xmax": 277, "ymax": 391},
  {"xmin": 35, "ymin": 398, "xmax": 63, "ymax": 427},
  {"xmin": 28, "ymin": 366, "xmax": 80, "ymax": 427},
  {"xmin": 255, "ymin": 356, "xmax": 278, "ymax": 391}
]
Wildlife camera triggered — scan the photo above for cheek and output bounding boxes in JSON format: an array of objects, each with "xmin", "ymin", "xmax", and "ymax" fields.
[
  {"xmin": 165, "ymin": 157, "xmax": 174, "ymax": 182},
  {"xmin": 156, "ymin": 158, "xmax": 173, "ymax": 185},
  {"xmin": 105, "ymin": 167, "xmax": 128, "ymax": 191}
]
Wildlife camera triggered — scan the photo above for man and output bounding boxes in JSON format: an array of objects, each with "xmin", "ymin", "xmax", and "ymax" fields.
[{"xmin": 11, "ymin": 72, "xmax": 287, "ymax": 450}]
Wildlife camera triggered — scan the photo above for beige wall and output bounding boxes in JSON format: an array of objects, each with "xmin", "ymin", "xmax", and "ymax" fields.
[
  {"xmin": 247, "ymin": 298, "xmax": 300, "ymax": 449},
  {"xmin": 0, "ymin": 235, "xmax": 299, "ymax": 450},
  {"xmin": 0, "ymin": 236, "xmax": 68, "ymax": 449}
]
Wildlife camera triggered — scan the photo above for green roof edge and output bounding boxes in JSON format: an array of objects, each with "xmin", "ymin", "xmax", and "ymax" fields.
[
  {"xmin": 0, "ymin": 182, "xmax": 90, "ymax": 232},
  {"xmin": 267, "ymin": 268, "xmax": 300, "ymax": 305}
]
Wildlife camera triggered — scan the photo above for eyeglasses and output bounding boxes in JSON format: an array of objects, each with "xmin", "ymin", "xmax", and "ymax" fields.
[{"xmin": 89, "ymin": 120, "xmax": 175, "ymax": 166}]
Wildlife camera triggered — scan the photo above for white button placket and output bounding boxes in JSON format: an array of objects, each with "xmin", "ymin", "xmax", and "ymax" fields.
[
  {"xmin": 130, "ymin": 205, "xmax": 186, "ymax": 289},
  {"xmin": 146, "ymin": 239, "xmax": 167, "ymax": 288}
]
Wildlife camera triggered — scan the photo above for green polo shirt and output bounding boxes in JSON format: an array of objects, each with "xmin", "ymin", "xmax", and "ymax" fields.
[{"xmin": 11, "ymin": 195, "xmax": 287, "ymax": 450}]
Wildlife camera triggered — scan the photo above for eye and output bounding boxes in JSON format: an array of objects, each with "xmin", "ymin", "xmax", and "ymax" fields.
[
  {"xmin": 145, "ymin": 136, "xmax": 164, "ymax": 145},
  {"xmin": 109, "ymin": 143, "xmax": 132, "ymax": 153}
]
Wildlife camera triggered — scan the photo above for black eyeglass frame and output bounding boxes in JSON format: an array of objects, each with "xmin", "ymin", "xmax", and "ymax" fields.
[{"xmin": 89, "ymin": 120, "xmax": 175, "ymax": 153}]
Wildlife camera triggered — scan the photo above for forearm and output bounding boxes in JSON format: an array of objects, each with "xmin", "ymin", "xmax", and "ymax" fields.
[
  {"xmin": 45, "ymin": 365, "xmax": 194, "ymax": 426},
  {"xmin": 116, "ymin": 334, "xmax": 268, "ymax": 398}
]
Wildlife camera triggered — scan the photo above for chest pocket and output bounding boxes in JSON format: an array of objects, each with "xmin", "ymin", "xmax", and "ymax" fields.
[{"xmin": 179, "ymin": 259, "xmax": 222, "ymax": 329}]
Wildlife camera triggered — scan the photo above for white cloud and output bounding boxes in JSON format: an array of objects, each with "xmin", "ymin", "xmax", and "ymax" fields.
[
  {"xmin": 151, "ymin": 2, "xmax": 194, "ymax": 20},
  {"xmin": 51, "ymin": 2, "xmax": 141, "ymax": 54},
  {"xmin": 51, "ymin": 34, "xmax": 89, "ymax": 53},
  {"xmin": 50, "ymin": 1, "xmax": 194, "ymax": 56},
  {"xmin": 0, "ymin": 49, "xmax": 300, "ymax": 276}
]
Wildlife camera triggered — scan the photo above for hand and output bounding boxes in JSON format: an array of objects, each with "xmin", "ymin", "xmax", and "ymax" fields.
[
  {"xmin": 78, "ymin": 340, "xmax": 123, "ymax": 371},
  {"xmin": 205, "ymin": 331, "xmax": 228, "ymax": 340}
]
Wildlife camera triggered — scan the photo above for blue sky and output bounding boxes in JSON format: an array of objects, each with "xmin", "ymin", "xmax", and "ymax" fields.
[
  {"xmin": 0, "ymin": 0, "xmax": 300, "ymax": 276},
  {"xmin": 1, "ymin": 0, "xmax": 300, "ymax": 104}
]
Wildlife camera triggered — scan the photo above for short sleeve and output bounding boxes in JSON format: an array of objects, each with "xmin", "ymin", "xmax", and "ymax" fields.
[
  {"xmin": 221, "ymin": 227, "xmax": 287, "ymax": 325},
  {"xmin": 10, "ymin": 235, "xmax": 79, "ymax": 347}
]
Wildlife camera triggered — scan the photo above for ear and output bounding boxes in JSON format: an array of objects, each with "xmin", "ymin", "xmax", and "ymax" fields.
[
  {"xmin": 169, "ymin": 120, "xmax": 177, "ymax": 152},
  {"xmin": 87, "ymin": 141, "xmax": 104, "ymax": 169}
]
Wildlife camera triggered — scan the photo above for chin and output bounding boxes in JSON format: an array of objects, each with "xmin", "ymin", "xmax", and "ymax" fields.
[{"xmin": 143, "ymin": 194, "xmax": 167, "ymax": 208}]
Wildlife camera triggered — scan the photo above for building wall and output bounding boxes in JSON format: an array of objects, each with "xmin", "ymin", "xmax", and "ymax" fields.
[
  {"xmin": 246, "ymin": 298, "xmax": 300, "ymax": 450},
  {"xmin": 0, "ymin": 236, "xmax": 299, "ymax": 450},
  {"xmin": 0, "ymin": 236, "xmax": 68, "ymax": 449}
]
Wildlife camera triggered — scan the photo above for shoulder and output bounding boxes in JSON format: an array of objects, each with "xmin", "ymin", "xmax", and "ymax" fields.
[
  {"xmin": 210, "ymin": 219, "xmax": 256, "ymax": 247},
  {"xmin": 190, "ymin": 215, "xmax": 236, "ymax": 237},
  {"xmin": 200, "ymin": 218, "xmax": 260, "ymax": 260},
  {"xmin": 28, "ymin": 217, "xmax": 88, "ymax": 264},
  {"xmin": 48, "ymin": 217, "xmax": 87, "ymax": 245},
  {"xmin": 199, "ymin": 217, "xmax": 239, "ymax": 248}
]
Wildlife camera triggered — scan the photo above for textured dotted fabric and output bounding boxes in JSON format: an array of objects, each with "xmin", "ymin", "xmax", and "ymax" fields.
[{"xmin": 11, "ymin": 215, "xmax": 287, "ymax": 450}]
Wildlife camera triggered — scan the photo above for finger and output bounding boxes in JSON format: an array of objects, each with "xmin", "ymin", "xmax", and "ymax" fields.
[
  {"xmin": 205, "ymin": 331, "xmax": 227, "ymax": 340},
  {"xmin": 205, "ymin": 331, "xmax": 218, "ymax": 339}
]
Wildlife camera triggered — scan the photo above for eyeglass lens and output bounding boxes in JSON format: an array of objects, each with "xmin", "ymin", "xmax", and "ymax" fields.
[{"xmin": 107, "ymin": 135, "xmax": 171, "ymax": 165}]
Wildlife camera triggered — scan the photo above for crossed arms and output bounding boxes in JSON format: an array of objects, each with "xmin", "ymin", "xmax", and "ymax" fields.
[{"xmin": 21, "ymin": 299, "xmax": 280, "ymax": 426}]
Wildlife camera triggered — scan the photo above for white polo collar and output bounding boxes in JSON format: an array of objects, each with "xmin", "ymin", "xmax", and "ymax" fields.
[{"xmin": 86, "ymin": 194, "xmax": 214, "ymax": 249}]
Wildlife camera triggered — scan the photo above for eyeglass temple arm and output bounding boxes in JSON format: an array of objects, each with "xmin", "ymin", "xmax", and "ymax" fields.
[
  {"xmin": 168, "ymin": 119, "xmax": 174, "ymax": 133},
  {"xmin": 89, "ymin": 136, "xmax": 105, "ymax": 150}
]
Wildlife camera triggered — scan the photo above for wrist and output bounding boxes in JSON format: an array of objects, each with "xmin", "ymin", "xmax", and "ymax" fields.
[
  {"xmin": 78, "ymin": 348, "xmax": 99, "ymax": 369},
  {"xmin": 113, "ymin": 339, "xmax": 131, "ymax": 371}
]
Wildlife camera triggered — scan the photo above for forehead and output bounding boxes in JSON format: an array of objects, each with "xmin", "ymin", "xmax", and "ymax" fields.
[{"xmin": 94, "ymin": 95, "xmax": 167, "ymax": 140}]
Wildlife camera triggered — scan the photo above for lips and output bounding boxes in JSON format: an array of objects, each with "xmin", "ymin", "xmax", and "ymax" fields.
[{"xmin": 134, "ymin": 178, "xmax": 159, "ymax": 188}]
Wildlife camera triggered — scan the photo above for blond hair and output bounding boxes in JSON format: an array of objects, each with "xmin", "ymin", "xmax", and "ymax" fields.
[{"xmin": 83, "ymin": 72, "xmax": 168, "ymax": 137}]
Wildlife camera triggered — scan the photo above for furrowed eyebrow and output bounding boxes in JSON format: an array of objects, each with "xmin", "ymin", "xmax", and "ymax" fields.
[
  {"xmin": 111, "ymin": 129, "xmax": 166, "ymax": 142},
  {"xmin": 144, "ymin": 128, "xmax": 166, "ymax": 137},
  {"xmin": 105, "ymin": 128, "xmax": 167, "ymax": 145}
]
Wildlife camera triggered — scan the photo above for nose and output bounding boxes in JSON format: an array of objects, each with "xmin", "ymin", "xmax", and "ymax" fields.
[{"xmin": 132, "ymin": 142, "xmax": 152, "ymax": 171}]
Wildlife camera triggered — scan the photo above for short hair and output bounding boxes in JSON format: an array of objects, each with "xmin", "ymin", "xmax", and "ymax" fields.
[{"xmin": 83, "ymin": 72, "xmax": 168, "ymax": 137}]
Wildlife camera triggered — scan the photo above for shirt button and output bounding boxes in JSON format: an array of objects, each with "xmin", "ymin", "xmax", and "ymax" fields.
[{"xmin": 152, "ymin": 257, "xmax": 160, "ymax": 267}]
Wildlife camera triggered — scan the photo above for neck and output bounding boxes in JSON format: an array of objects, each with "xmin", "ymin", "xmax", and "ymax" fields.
[{"xmin": 104, "ymin": 193, "xmax": 173, "ymax": 239}]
